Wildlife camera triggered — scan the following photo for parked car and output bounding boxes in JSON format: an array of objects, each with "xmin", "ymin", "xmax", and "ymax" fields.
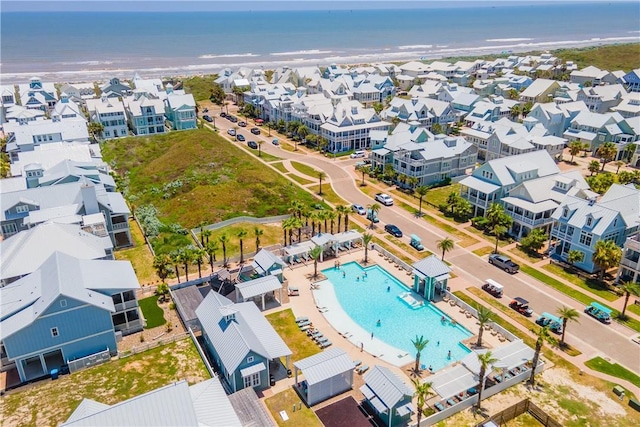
[
  {"xmin": 481, "ymin": 278, "xmax": 504, "ymax": 297},
  {"xmin": 238, "ymin": 121, "xmax": 247, "ymax": 127},
  {"xmin": 202, "ymin": 115, "xmax": 213, "ymax": 122},
  {"xmin": 228, "ymin": 116, "xmax": 238, "ymax": 123},
  {"xmin": 488, "ymin": 254, "xmax": 519, "ymax": 274},
  {"xmin": 509, "ymin": 297, "xmax": 533, "ymax": 316},
  {"xmin": 227, "ymin": 129, "xmax": 236, "ymax": 136},
  {"xmin": 272, "ymin": 138, "xmax": 279, "ymax": 145},
  {"xmin": 375, "ymin": 193, "xmax": 394, "ymax": 206},
  {"xmin": 220, "ymin": 112, "xmax": 227, "ymax": 118},
  {"xmin": 237, "ymin": 134, "xmax": 245, "ymax": 142},
  {"xmin": 250, "ymin": 127, "xmax": 261, "ymax": 135},
  {"xmin": 248, "ymin": 140, "xmax": 258, "ymax": 149},
  {"xmin": 350, "ymin": 150, "xmax": 366, "ymax": 159},
  {"xmin": 384, "ymin": 224, "xmax": 403, "ymax": 237},
  {"xmin": 352, "ymin": 204, "xmax": 366, "ymax": 215}
]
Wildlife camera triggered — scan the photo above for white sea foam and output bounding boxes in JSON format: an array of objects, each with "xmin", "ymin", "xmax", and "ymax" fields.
[
  {"xmin": 270, "ymin": 49, "xmax": 333, "ymax": 56},
  {"xmin": 398, "ymin": 44, "xmax": 433, "ymax": 50},
  {"xmin": 198, "ymin": 53, "xmax": 259, "ymax": 59},
  {"xmin": 58, "ymin": 60, "xmax": 115, "ymax": 66},
  {"xmin": 485, "ymin": 38, "xmax": 534, "ymax": 42}
]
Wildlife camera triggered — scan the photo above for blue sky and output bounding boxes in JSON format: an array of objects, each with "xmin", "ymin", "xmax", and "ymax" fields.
[{"xmin": 3, "ymin": 1, "xmax": 633, "ymax": 13}]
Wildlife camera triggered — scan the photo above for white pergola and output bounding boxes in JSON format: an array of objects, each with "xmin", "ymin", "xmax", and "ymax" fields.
[{"xmin": 235, "ymin": 275, "xmax": 283, "ymax": 310}]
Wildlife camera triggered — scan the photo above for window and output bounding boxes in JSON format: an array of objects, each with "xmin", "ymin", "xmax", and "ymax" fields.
[
  {"xmin": 243, "ymin": 372, "xmax": 261, "ymax": 388},
  {"xmin": 563, "ymin": 208, "xmax": 569, "ymax": 218},
  {"xmin": 586, "ymin": 217, "xmax": 592, "ymax": 227},
  {"xmin": 246, "ymin": 356, "xmax": 254, "ymax": 363},
  {"xmin": 51, "ymin": 327, "xmax": 59, "ymax": 337},
  {"xmin": 60, "ymin": 299, "xmax": 67, "ymax": 308},
  {"xmin": 579, "ymin": 231, "xmax": 592, "ymax": 247},
  {"xmin": 16, "ymin": 205, "xmax": 29, "ymax": 213}
]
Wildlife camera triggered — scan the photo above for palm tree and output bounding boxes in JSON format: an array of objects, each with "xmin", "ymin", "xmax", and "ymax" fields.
[
  {"xmin": 309, "ymin": 245, "xmax": 323, "ymax": 278},
  {"xmin": 492, "ymin": 224, "xmax": 507, "ymax": 254},
  {"xmin": 597, "ymin": 141, "xmax": 618, "ymax": 171},
  {"xmin": 556, "ymin": 306, "xmax": 580, "ymax": 347},
  {"xmin": 237, "ymin": 229, "xmax": 248, "ymax": 264},
  {"xmin": 529, "ymin": 326, "xmax": 550, "ymax": 387},
  {"xmin": 192, "ymin": 248, "xmax": 205, "ymax": 278},
  {"xmin": 368, "ymin": 203, "xmax": 381, "ymax": 228},
  {"xmin": 436, "ymin": 237, "xmax": 454, "ymax": 261},
  {"xmin": 592, "ymin": 239, "xmax": 622, "ymax": 282},
  {"xmin": 475, "ymin": 351, "xmax": 498, "ymax": 411},
  {"xmin": 327, "ymin": 210, "xmax": 337, "ymax": 234},
  {"xmin": 415, "ymin": 185, "xmax": 429, "ymax": 216},
  {"xmin": 219, "ymin": 234, "xmax": 230, "ymax": 267},
  {"xmin": 153, "ymin": 254, "xmax": 173, "ymax": 281},
  {"xmin": 363, "ymin": 233, "xmax": 373, "ymax": 264},
  {"xmin": 357, "ymin": 164, "xmax": 371, "ymax": 186},
  {"xmin": 170, "ymin": 250, "xmax": 181, "ymax": 283},
  {"xmin": 412, "ymin": 379, "xmax": 433, "ymax": 427},
  {"xmin": 619, "ymin": 281, "xmax": 640, "ymax": 318},
  {"xmin": 177, "ymin": 248, "xmax": 192, "ymax": 282},
  {"xmin": 87, "ymin": 122, "xmax": 104, "ymax": 142},
  {"xmin": 200, "ymin": 228, "xmax": 212, "ymax": 246},
  {"xmin": 342, "ymin": 207, "xmax": 350, "ymax": 232},
  {"xmin": 205, "ymin": 240, "xmax": 219, "ymax": 270},
  {"xmin": 407, "ymin": 176, "xmax": 419, "ymax": 190},
  {"xmin": 509, "ymin": 104, "xmax": 522, "ymax": 120},
  {"xmin": 335, "ymin": 205, "xmax": 348, "ymax": 231},
  {"xmin": 254, "ymin": 227, "xmax": 264, "ymax": 252},
  {"xmin": 297, "ymin": 124, "xmax": 309, "ymax": 142},
  {"xmin": 257, "ymin": 140, "xmax": 264, "ymax": 157},
  {"xmin": 317, "ymin": 171, "xmax": 327, "ymax": 195},
  {"xmin": 412, "ymin": 335, "xmax": 429, "ymax": 374},
  {"xmin": 568, "ymin": 140, "xmax": 582, "ymax": 163},
  {"xmin": 475, "ymin": 306, "xmax": 494, "ymax": 348},
  {"xmin": 567, "ymin": 249, "xmax": 584, "ymax": 271},
  {"xmin": 588, "ymin": 160, "xmax": 601, "ymax": 176},
  {"xmin": 615, "ymin": 160, "xmax": 625, "ymax": 174}
]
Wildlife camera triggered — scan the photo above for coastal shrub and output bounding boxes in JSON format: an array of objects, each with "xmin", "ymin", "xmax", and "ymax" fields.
[{"xmin": 136, "ymin": 205, "xmax": 163, "ymax": 238}]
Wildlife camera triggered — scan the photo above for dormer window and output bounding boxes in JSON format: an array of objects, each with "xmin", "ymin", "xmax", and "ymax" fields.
[
  {"xmin": 16, "ymin": 205, "xmax": 29, "ymax": 213},
  {"xmin": 586, "ymin": 217, "xmax": 593, "ymax": 227},
  {"xmin": 563, "ymin": 208, "xmax": 568, "ymax": 217}
]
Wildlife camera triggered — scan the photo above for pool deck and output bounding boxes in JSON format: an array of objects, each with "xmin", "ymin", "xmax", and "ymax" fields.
[{"xmin": 266, "ymin": 249, "xmax": 504, "ymax": 376}]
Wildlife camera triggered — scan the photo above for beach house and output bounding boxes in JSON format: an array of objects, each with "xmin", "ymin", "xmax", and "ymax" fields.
[
  {"xmin": 18, "ymin": 77, "xmax": 58, "ymax": 112},
  {"xmin": 610, "ymin": 92, "xmax": 640, "ymax": 119},
  {"xmin": 381, "ymin": 97, "xmax": 457, "ymax": 131},
  {"xmin": 51, "ymin": 95, "xmax": 86, "ymax": 122},
  {"xmin": 459, "ymin": 150, "xmax": 560, "ymax": 217},
  {"xmin": 164, "ymin": 89, "xmax": 197, "ymax": 130},
  {"xmin": 519, "ymin": 79, "xmax": 561, "ymax": 104},
  {"xmin": 99, "ymin": 77, "xmax": 132, "ymax": 98},
  {"xmin": 570, "ymin": 66, "xmax": 619, "ymax": 86},
  {"xmin": 623, "ymin": 69, "xmax": 640, "ymax": 93},
  {"xmin": 195, "ymin": 291, "xmax": 292, "ymax": 393},
  {"xmin": 86, "ymin": 96, "xmax": 129, "ymax": 139},
  {"xmin": 0, "ymin": 252, "xmax": 141, "ymax": 383},
  {"xmin": 550, "ymin": 184, "xmax": 640, "ymax": 273},
  {"xmin": 563, "ymin": 111, "xmax": 638, "ymax": 155},
  {"xmin": 123, "ymin": 93, "xmax": 167, "ymax": 135},
  {"xmin": 576, "ymin": 84, "xmax": 626, "ymax": 114},
  {"xmin": 527, "ymin": 101, "xmax": 589, "ymax": 137}
]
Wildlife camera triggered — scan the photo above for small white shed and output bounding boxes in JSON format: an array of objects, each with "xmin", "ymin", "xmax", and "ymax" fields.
[{"xmin": 293, "ymin": 347, "xmax": 354, "ymax": 406}]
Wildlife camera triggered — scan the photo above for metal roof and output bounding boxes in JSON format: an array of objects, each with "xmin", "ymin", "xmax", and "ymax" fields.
[
  {"xmin": 62, "ymin": 378, "xmax": 241, "ymax": 427},
  {"xmin": 240, "ymin": 362, "xmax": 266, "ymax": 377},
  {"xmin": 236, "ymin": 275, "xmax": 282, "ymax": 300},
  {"xmin": 293, "ymin": 347, "xmax": 354, "ymax": 386},
  {"xmin": 0, "ymin": 222, "xmax": 113, "ymax": 281},
  {"xmin": 251, "ymin": 249, "xmax": 286, "ymax": 275},
  {"xmin": 195, "ymin": 292, "xmax": 291, "ymax": 374},
  {"xmin": 459, "ymin": 176, "xmax": 500, "ymax": 194},
  {"xmin": 412, "ymin": 255, "xmax": 451, "ymax": 279},
  {"xmin": 361, "ymin": 365, "xmax": 413, "ymax": 409}
]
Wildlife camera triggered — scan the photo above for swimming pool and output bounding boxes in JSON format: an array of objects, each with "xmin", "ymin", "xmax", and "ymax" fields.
[{"xmin": 322, "ymin": 261, "xmax": 471, "ymax": 371}]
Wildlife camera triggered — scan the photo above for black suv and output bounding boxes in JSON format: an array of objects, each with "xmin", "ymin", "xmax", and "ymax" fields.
[{"xmin": 247, "ymin": 141, "xmax": 258, "ymax": 149}]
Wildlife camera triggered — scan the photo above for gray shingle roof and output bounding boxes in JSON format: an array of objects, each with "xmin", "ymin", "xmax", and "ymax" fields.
[
  {"xmin": 361, "ymin": 365, "xmax": 413, "ymax": 409},
  {"xmin": 195, "ymin": 292, "xmax": 291, "ymax": 374},
  {"xmin": 293, "ymin": 347, "xmax": 354, "ymax": 385}
]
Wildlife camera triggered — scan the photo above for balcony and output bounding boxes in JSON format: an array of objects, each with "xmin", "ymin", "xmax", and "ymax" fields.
[
  {"xmin": 508, "ymin": 212, "xmax": 552, "ymax": 227},
  {"xmin": 621, "ymin": 257, "xmax": 640, "ymax": 270},
  {"xmin": 114, "ymin": 299, "xmax": 138, "ymax": 312},
  {"xmin": 112, "ymin": 222, "xmax": 129, "ymax": 230},
  {"xmin": 624, "ymin": 236, "xmax": 640, "ymax": 252}
]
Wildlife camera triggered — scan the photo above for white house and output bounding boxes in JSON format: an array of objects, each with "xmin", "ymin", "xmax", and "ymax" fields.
[{"xmin": 86, "ymin": 96, "xmax": 128, "ymax": 139}]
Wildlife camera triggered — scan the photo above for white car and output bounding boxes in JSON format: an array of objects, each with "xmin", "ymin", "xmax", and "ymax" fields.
[
  {"xmin": 350, "ymin": 150, "xmax": 366, "ymax": 158},
  {"xmin": 227, "ymin": 129, "xmax": 236, "ymax": 136},
  {"xmin": 351, "ymin": 204, "xmax": 366, "ymax": 215},
  {"xmin": 375, "ymin": 193, "xmax": 394, "ymax": 206}
]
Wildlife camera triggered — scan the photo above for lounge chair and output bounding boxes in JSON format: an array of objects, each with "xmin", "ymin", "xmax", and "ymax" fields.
[
  {"xmin": 316, "ymin": 336, "xmax": 329, "ymax": 344},
  {"xmin": 434, "ymin": 402, "xmax": 445, "ymax": 412},
  {"xmin": 300, "ymin": 325, "xmax": 312, "ymax": 332},
  {"xmin": 295, "ymin": 317, "xmax": 309, "ymax": 323},
  {"xmin": 446, "ymin": 398, "xmax": 456, "ymax": 407},
  {"xmin": 298, "ymin": 320, "xmax": 312, "ymax": 327},
  {"xmin": 318, "ymin": 307, "xmax": 328, "ymax": 313},
  {"xmin": 357, "ymin": 364, "xmax": 369, "ymax": 374},
  {"xmin": 494, "ymin": 375, "xmax": 503, "ymax": 383},
  {"xmin": 319, "ymin": 340, "xmax": 333, "ymax": 348},
  {"xmin": 353, "ymin": 360, "xmax": 362, "ymax": 367}
]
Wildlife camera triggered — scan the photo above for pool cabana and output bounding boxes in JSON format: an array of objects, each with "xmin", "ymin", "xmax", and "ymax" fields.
[
  {"xmin": 360, "ymin": 365, "xmax": 414, "ymax": 427},
  {"xmin": 412, "ymin": 255, "xmax": 451, "ymax": 301},
  {"xmin": 428, "ymin": 364, "xmax": 478, "ymax": 401},
  {"xmin": 293, "ymin": 347, "xmax": 354, "ymax": 406},
  {"xmin": 235, "ymin": 275, "xmax": 283, "ymax": 311},
  {"xmin": 311, "ymin": 233, "xmax": 334, "ymax": 262},
  {"xmin": 331, "ymin": 230, "xmax": 363, "ymax": 254},
  {"xmin": 283, "ymin": 241, "xmax": 316, "ymax": 264}
]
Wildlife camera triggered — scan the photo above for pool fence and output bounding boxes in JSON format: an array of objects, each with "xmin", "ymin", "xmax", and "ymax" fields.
[
  {"xmin": 444, "ymin": 291, "xmax": 518, "ymax": 342},
  {"xmin": 371, "ymin": 243, "xmax": 413, "ymax": 272}
]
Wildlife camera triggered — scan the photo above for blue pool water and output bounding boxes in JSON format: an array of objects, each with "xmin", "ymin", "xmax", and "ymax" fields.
[{"xmin": 322, "ymin": 261, "xmax": 471, "ymax": 371}]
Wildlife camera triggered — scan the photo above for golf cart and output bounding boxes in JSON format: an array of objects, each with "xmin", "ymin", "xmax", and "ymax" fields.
[
  {"xmin": 481, "ymin": 279, "xmax": 504, "ymax": 298},
  {"xmin": 410, "ymin": 234, "xmax": 425, "ymax": 251},
  {"xmin": 509, "ymin": 297, "xmax": 533, "ymax": 316}
]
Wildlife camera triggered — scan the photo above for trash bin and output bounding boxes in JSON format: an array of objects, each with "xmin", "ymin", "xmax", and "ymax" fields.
[
  {"xmin": 50, "ymin": 368, "xmax": 59, "ymax": 380},
  {"xmin": 613, "ymin": 385, "xmax": 625, "ymax": 396}
]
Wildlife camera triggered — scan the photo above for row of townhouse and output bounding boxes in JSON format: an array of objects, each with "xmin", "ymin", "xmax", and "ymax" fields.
[{"xmin": 370, "ymin": 122, "xmax": 477, "ymax": 187}]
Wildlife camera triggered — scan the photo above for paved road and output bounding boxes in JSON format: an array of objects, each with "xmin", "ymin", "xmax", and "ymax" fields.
[{"xmin": 212, "ymin": 114, "xmax": 640, "ymax": 371}]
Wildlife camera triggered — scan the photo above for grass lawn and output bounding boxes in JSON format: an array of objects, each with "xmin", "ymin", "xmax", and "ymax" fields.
[
  {"xmin": 270, "ymin": 161, "xmax": 288, "ymax": 173},
  {"xmin": 139, "ymin": 295, "xmax": 167, "ymax": 329},
  {"xmin": 265, "ymin": 388, "xmax": 322, "ymax": 427},
  {"xmin": 464, "ymin": 224, "xmax": 512, "ymax": 248},
  {"xmin": 553, "ymin": 43, "xmax": 640, "ymax": 72},
  {"xmin": 372, "ymin": 236, "xmax": 415, "ymax": 264},
  {"xmin": 101, "ymin": 128, "xmax": 317, "ymax": 229},
  {"xmin": 2, "ymin": 338, "xmax": 210, "ymax": 427},
  {"xmin": 252, "ymin": 149, "xmax": 281, "ymax": 162},
  {"xmin": 266, "ymin": 309, "xmax": 321, "ymax": 362},
  {"xmin": 308, "ymin": 184, "xmax": 348, "ymax": 206},
  {"xmin": 508, "ymin": 246, "xmax": 545, "ymax": 264},
  {"xmin": 181, "ymin": 75, "xmax": 218, "ymax": 102},
  {"xmin": 198, "ymin": 222, "xmax": 285, "ymax": 260},
  {"xmin": 584, "ymin": 357, "xmax": 640, "ymax": 388},
  {"xmin": 521, "ymin": 265, "xmax": 640, "ymax": 334},
  {"xmin": 542, "ymin": 263, "xmax": 618, "ymax": 302},
  {"xmin": 290, "ymin": 161, "xmax": 321, "ymax": 178},
  {"xmin": 425, "ymin": 183, "xmax": 460, "ymax": 208},
  {"xmin": 114, "ymin": 219, "xmax": 160, "ymax": 286},
  {"xmin": 473, "ymin": 246, "xmax": 494, "ymax": 257},
  {"xmin": 287, "ymin": 173, "xmax": 314, "ymax": 186}
]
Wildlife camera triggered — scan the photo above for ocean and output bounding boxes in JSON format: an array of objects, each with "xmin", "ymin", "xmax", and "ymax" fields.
[{"xmin": 1, "ymin": 2, "xmax": 639, "ymax": 83}]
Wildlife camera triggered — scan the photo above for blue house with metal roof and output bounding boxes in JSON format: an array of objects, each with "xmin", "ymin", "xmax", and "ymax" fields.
[
  {"xmin": 0, "ymin": 252, "xmax": 140, "ymax": 382},
  {"xmin": 361, "ymin": 365, "xmax": 414, "ymax": 427},
  {"xmin": 195, "ymin": 292, "xmax": 292, "ymax": 393},
  {"xmin": 412, "ymin": 255, "xmax": 451, "ymax": 301}
]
